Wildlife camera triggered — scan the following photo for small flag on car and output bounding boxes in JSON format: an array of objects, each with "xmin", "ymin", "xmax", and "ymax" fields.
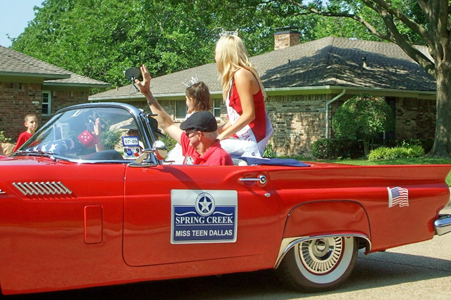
[{"xmin": 388, "ymin": 187, "xmax": 409, "ymax": 207}]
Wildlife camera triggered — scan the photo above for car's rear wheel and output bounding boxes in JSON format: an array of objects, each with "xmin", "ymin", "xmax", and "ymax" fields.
[{"xmin": 276, "ymin": 236, "xmax": 358, "ymax": 292}]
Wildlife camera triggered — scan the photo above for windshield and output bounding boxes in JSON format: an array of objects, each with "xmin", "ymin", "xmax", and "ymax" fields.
[{"xmin": 17, "ymin": 106, "xmax": 147, "ymax": 161}]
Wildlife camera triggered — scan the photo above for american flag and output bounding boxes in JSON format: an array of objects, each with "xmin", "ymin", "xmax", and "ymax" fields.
[{"xmin": 388, "ymin": 187, "xmax": 409, "ymax": 207}]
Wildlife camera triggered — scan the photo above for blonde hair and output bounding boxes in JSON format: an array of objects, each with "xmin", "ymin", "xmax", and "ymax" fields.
[{"xmin": 215, "ymin": 35, "xmax": 266, "ymax": 100}]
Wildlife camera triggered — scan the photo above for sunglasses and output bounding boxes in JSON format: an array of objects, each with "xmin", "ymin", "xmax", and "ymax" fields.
[{"xmin": 184, "ymin": 130, "xmax": 199, "ymax": 138}]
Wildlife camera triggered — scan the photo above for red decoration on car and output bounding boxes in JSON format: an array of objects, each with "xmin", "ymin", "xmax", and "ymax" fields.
[{"xmin": 78, "ymin": 130, "xmax": 98, "ymax": 148}]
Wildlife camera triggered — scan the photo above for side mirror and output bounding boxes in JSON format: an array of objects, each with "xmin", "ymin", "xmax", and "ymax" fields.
[
  {"xmin": 131, "ymin": 140, "xmax": 167, "ymax": 166},
  {"xmin": 152, "ymin": 140, "xmax": 167, "ymax": 160}
]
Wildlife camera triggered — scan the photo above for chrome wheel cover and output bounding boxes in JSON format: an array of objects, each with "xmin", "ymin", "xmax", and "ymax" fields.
[{"xmin": 298, "ymin": 237, "xmax": 344, "ymax": 275}]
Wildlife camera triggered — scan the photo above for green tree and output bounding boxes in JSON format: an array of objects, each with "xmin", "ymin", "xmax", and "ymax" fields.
[
  {"xmin": 332, "ymin": 94, "xmax": 394, "ymax": 156},
  {"xmin": 12, "ymin": 0, "xmax": 220, "ymax": 87},
  {"xmin": 11, "ymin": 0, "xmax": 327, "ymax": 87},
  {"xmin": 0, "ymin": 131, "xmax": 12, "ymax": 143},
  {"xmin": 284, "ymin": 0, "xmax": 451, "ymax": 157}
]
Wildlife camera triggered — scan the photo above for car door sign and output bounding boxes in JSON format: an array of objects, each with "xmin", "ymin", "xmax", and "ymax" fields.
[{"xmin": 171, "ymin": 190, "xmax": 238, "ymax": 244}]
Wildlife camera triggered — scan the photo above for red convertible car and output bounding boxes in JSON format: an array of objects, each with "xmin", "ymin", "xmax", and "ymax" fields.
[{"xmin": 1, "ymin": 102, "xmax": 450, "ymax": 295}]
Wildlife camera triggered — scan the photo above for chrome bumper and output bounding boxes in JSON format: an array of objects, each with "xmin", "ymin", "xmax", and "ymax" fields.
[{"xmin": 435, "ymin": 214, "xmax": 451, "ymax": 236}]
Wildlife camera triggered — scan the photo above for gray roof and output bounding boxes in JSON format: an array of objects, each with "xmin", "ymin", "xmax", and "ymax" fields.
[
  {"xmin": 90, "ymin": 36, "xmax": 436, "ymax": 101},
  {"xmin": 91, "ymin": 63, "xmax": 221, "ymax": 101},
  {"xmin": 0, "ymin": 45, "xmax": 110, "ymax": 87},
  {"xmin": 258, "ymin": 36, "xmax": 434, "ymax": 91}
]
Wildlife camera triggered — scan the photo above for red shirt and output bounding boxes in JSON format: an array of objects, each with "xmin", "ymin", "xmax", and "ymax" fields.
[
  {"xmin": 228, "ymin": 80, "xmax": 267, "ymax": 142},
  {"xmin": 13, "ymin": 131, "xmax": 33, "ymax": 152},
  {"xmin": 180, "ymin": 133, "xmax": 233, "ymax": 166}
]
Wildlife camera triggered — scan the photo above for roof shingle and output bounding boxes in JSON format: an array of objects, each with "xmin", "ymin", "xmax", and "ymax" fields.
[
  {"xmin": 90, "ymin": 36, "xmax": 436, "ymax": 101},
  {"xmin": 0, "ymin": 45, "xmax": 109, "ymax": 87}
]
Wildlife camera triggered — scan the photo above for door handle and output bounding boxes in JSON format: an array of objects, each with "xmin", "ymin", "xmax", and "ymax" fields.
[{"xmin": 239, "ymin": 174, "xmax": 267, "ymax": 185}]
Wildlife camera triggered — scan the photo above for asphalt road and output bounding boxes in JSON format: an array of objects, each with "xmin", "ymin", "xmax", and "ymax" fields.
[{"xmin": 4, "ymin": 206, "xmax": 451, "ymax": 300}]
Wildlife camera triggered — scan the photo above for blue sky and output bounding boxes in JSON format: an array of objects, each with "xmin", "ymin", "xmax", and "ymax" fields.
[{"xmin": 0, "ymin": 0, "xmax": 43, "ymax": 47}]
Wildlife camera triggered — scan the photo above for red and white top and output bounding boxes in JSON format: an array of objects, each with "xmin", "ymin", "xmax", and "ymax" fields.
[{"xmin": 226, "ymin": 78, "xmax": 273, "ymax": 156}]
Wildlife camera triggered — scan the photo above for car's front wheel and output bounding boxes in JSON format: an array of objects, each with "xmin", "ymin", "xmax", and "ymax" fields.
[{"xmin": 276, "ymin": 236, "xmax": 358, "ymax": 292}]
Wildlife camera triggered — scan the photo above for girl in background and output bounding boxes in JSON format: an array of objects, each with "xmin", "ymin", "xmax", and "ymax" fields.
[{"xmin": 165, "ymin": 81, "xmax": 212, "ymax": 163}]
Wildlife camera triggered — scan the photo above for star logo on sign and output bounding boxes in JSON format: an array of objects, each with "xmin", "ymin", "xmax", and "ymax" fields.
[
  {"xmin": 198, "ymin": 197, "xmax": 212, "ymax": 213},
  {"xmin": 195, "ymin": 192, "xmax": 215, "ymax": 216}
]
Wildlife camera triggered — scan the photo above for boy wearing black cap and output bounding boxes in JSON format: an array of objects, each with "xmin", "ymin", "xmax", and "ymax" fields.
[{"xmin": 134, "ymin": 65, "xmax": 233, "ymax": 165}]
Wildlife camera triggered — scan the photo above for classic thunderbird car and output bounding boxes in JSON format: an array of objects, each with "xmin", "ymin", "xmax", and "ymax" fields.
[{"xmin": 1, "ymin": 102, "xmax": 451, "ymax": 295}]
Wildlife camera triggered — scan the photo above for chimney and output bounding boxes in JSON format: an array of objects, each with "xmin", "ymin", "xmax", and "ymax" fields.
[{"xmin": 274, "ymin": 27, "xmax": 300, "ymax": 50}]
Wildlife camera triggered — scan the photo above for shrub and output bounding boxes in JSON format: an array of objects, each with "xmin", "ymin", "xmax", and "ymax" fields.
[
  {"xmin": 368, "ymin": 145, "xmax": 425, "ymax": 161},
  {"xmin": 371, "ymin": 139, "xmax": 433, "ymax": 154},
  {"xmin": 0, "ymin": 131, "xmax": 12, "ymax": 143},
  {"xmin": 101, "ymin": 130, "xmax": 122, "ymax": 149},
  {"xmin": 332, "ymin": 94, "xmax": 394, "ymax": 156},
  {"xmin": 161, "ymin": 134, "xmax": 176, "ymax": 151},
  {"xmin": 263, "ymin": 143, "xmax": 277, "ymax": 157},
  {"xmin": 312, "ymin": 138, "xmax": 364, "ymax": 159}
]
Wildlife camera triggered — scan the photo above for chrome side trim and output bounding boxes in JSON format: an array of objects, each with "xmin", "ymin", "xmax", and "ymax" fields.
[
  {"xmin": 239, "ymin": 174, "xmax": 267, "ymax": 185},
  {"xmin": 274, "ymin": 233, "xmax": 371, "ymax": 269},
  {"xmin": 434, "ymin": 214, "xmax": 451, "ymax": 236},
  {"xmin": 13, "ymin": 181, "xmax": 73, "ymax": 196}
]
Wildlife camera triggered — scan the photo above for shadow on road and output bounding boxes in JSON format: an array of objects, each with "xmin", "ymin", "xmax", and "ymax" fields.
[{"xmin": 3, "ymin": 250, "xmax": 451, "ymax": 300}]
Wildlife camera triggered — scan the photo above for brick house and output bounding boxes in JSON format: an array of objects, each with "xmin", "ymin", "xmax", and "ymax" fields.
[
  {"xmin": 89, "ymin": 33, "xmax": 436, "ymax": 157},
  {"xmin": 0, "ymin": 46, "xmax": 110, "ymax": 148}
]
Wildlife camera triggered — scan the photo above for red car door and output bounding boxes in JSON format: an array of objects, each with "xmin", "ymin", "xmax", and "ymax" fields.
[
  {"xmin": 123, "ymin": 164, "xmax": 281, "ymax": 266},
  {"xmin": 0, "ymin": 160, "xmax": 127, "ymax": 294}
]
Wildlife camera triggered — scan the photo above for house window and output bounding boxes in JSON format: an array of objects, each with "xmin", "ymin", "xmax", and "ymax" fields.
[
  {"xmin": 42, "ymin": 91, "xmax": 52, "ymax": 116},
  {"xmin": 213, "ymin": 99, "xmax": 222, "ymax": 118},
  {"xmin": 175, "ymin": 101, "xmax": 187, "ymax": 119}
]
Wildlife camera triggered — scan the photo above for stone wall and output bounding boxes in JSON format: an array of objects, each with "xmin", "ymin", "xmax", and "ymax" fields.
[
  {"xmin": 274, "ymin": 29, "xmax": 300, "ymax": 51},
  {"xmin": 265, "ymin": 94, "xmax": 329, "ymax": 157},
  {"xmin": 266, "ymin": 94, "xmax": 436, "ymax": 157},
  {"xmin": 1, "ymin": 82, "xmax": 89, "ymax": 142},
  {"xmin": 41, "ymin": 90, "xmax": 89, "ymax": 123},
  {"xmin": 116, "ymin": 93, "xmax": 437, "ymax": 158},
  {"xmin": 394, "ymin": 97, "xmax": 436, "ymax": 140},
  {"xmin": 0, "ymin": 82, "xmax": 43, "ymax": 140}
]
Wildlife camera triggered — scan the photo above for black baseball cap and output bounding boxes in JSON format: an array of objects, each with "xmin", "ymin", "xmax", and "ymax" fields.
[{"xmin": 180, "ymin": 111, "xmax": 217, "ymax": 132}]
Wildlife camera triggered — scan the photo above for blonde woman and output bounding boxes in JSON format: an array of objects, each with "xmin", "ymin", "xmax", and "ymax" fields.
[{"xmin": 215, "ymin": 34, "xmax": 273, "ymax": 158}]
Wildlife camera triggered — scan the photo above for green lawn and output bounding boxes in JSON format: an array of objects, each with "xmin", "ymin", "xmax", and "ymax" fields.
[{"xmin": 292, "ymin": 156, "xmax": 451, "ymax": 186}]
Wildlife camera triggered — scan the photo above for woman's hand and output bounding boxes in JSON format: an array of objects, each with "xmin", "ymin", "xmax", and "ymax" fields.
[
  {"xmin": 93, "ymin": 118, "xmax": 105, "ymax": 151},
  {"xmin": 93, "ymin": 118, "xmax": 101, "ymax": 136}
]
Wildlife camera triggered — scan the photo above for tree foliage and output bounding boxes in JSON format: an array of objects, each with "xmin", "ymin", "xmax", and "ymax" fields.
[
  {"xmin": 284, "ymin": 0, "xmax": 451, "ymax": 157},
  {"xmin": 11, "ymin": 0, "xmax": 369, "ymax": 88},
  {"xmin": 0, "ymin": 131, "xmax": 12, "ymax": 143},
  {"xmin": 13, "ymin": 0, "xmax": 221, "ymax": 87},
  {"xmin": 11, "ymin": 0, "xmax": 450, "ymax": 157},
  {"xmin": 332, "ymin": 94, "xmax": 394, "ymax": 156}
]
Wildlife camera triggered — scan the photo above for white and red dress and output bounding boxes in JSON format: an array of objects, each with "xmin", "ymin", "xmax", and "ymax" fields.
[{"xmin": 221, "ymin": 78, "xmax": 273, "ymax": 157}]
